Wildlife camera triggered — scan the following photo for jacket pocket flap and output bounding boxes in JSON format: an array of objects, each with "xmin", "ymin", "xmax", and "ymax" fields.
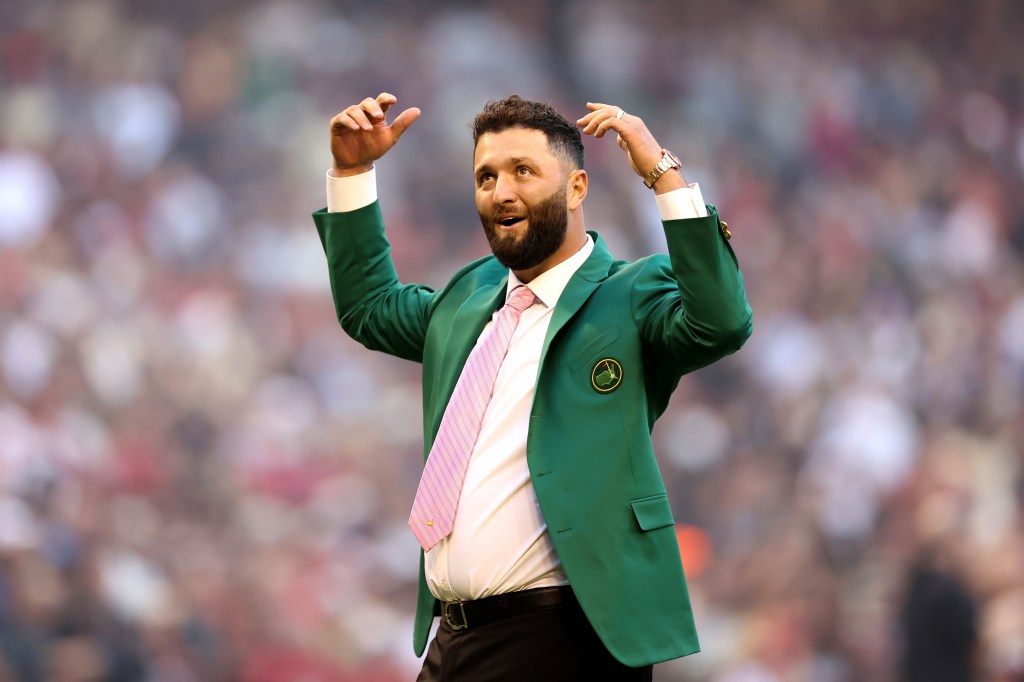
[
  {"xmin": 568, "ymin": 325, "xmax": 621, "ymax": 372},
  {"xmin": 630, "ymin": 494, "xmax": 675, "ymax": 531}
]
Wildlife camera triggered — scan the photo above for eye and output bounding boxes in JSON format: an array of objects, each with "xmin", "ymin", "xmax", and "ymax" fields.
[
  {"xmin": 477, "ymin": 172, "xmax": 494, "ymax": 186},
  {"xmin": 517, "ymin": 166, "xmax": 531, "ymax": 176}
]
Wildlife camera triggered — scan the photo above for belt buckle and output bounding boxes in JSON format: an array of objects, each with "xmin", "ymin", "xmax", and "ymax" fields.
[{"xmin": 442, "ymin": 600, "xmax": 468, "ymax": 630}]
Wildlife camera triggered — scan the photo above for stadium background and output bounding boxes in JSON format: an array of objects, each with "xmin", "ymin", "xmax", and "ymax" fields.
[{"xmin": 1, "ymin": 0, "xmax": 1022, "ymax": 679}]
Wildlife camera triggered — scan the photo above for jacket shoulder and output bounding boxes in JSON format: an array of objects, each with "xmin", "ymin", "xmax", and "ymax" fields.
[
  {"xmin": 605, "ymin": 252, "xmax": 671, "ymax": 282},
  {"xmin": 431, "ymin": 254, "xmax": 504, "ymax": 304}
]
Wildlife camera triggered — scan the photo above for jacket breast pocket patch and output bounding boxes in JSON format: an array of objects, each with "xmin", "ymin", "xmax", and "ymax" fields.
[
  {"xmin": 590, "ymin": 358, "xmax": 623, "ymax": 393},
  {"xmin": 630, "ymin": 494, "xmax": 675, "ymax": 532}
]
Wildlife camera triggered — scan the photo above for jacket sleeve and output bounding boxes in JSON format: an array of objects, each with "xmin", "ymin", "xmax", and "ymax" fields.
[
  {"xmin": 312, "ymin": 202, "xmax": 435, "ymax": 363},
  {"xmin": 632, "ymin": 205, "xmax": 753, "ymax": 378}
]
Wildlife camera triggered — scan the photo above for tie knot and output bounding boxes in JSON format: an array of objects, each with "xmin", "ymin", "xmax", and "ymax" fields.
[{"xmin": 506, "ymin": 286, "xmax": 536, "ymax": 313}]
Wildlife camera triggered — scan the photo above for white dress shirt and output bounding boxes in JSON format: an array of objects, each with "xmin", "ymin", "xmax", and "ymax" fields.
[{"xmin": 327, "ymin": 166, "xmax": 706, "ymax": 602}]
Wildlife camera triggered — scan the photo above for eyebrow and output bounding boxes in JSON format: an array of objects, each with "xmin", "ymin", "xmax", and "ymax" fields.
[{"xmin": 474, "ymin": 156, "xmax": 536, "ymax": 176}]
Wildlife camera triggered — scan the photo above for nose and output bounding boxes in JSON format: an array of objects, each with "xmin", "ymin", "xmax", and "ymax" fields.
[{"xmin": 492, "ymin": 172, "xmax": 517, "ymax": 204}]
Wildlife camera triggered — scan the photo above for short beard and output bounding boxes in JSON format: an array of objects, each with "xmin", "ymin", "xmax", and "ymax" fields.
[{"xmin": 480, "ymin": 186, "xmax": 568, "ymax": 271}]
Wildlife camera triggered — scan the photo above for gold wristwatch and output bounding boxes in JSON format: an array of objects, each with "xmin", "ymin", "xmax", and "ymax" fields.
[{"xmin": 643, "ymin": 149, "xmax": 681, "ymax": 189}]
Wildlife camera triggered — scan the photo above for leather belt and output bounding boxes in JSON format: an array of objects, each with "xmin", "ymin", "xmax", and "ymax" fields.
[{"xmin": 441, "ymin": 586, "xmax": 573, "ymax": 631}]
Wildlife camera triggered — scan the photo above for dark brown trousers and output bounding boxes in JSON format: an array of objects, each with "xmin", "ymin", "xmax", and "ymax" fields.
[{"xmin": 415, "ymin": 591, "xmax": 654, "ymax": 682}]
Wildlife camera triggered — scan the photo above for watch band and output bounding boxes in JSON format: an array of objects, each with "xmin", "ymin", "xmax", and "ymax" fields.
[{"xmin": 643, "ymin": 149, "xmax": 681, "ymax": 189}]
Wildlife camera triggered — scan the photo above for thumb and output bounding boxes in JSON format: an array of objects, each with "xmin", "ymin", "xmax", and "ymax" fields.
[{"xmin": 390, "ymin": 107, "xmax": 421, "ymax": 141}]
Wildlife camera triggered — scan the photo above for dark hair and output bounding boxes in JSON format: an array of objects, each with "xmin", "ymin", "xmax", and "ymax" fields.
[{"xmin": 471, "ymin": 96, "xmax": 584, "ymax": 170}]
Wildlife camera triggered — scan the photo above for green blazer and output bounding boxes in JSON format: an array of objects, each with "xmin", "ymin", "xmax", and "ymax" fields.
[{"xmin": 313, "ymin": 201, "xmax": 752, "ymax": 667}]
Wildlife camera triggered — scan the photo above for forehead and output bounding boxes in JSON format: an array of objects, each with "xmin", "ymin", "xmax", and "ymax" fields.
[{"xmin": 473, "ymin": 127, "xmax": 557, "ymax": 169}]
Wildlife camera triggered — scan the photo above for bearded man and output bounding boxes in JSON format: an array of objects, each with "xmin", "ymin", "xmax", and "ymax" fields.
[{"xmin": 313, "ymin": 92, "xmax": 752, "ymax": 681}]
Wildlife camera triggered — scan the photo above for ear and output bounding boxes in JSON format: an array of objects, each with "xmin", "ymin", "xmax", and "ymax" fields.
[{"xmin": 566, "ymin": 169, "xmax": 588, "ymax": 211}]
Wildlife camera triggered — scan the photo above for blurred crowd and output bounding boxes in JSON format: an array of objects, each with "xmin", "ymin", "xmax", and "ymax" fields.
[{"xmin": 1, "ymin": 0, "xmax": 1023, "ymax": 680}]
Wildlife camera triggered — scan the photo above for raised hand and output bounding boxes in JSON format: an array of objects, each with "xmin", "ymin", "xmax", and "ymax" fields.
[
  {"xmin": 576, "ymin": 102, "xmax": 686, "ymax": 192},
  {"xmin": 330, "ymin": 92, "xmax": 421, "ymax": 176}
]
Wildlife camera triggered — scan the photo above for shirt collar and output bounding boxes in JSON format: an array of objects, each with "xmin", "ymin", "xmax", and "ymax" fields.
[{"xmin": 506, "ymin": 234, "xmax": 595, "ymax": 308}]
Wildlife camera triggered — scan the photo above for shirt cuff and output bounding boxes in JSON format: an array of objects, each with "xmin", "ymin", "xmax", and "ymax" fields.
[
  {"xmin": 326, "ymin": 167, "xmax": 378, "ymax": 213},
  {"xmin": 655, "ymin": 183, "xmax": 709, "ymax": 220}
]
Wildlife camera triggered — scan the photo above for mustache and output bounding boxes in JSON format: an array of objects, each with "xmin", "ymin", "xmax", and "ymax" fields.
[{"xmin": 491, "ymin": 206, "xmax": 527, "ymax": 221}]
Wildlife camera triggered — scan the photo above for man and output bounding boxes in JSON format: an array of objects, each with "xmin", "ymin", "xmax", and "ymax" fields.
[
  {"xmin": 902, "ymin": 545, "xmax": 978, "ymax": 682},
  {"xmin": 313, "ymin": 92, "xmax": 752, "ymax": 680}
]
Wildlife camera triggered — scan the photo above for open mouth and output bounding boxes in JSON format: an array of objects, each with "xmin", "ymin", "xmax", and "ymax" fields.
[{"xmin": 495, "ymin": 215, "xmax": 525, "ymax": 229}]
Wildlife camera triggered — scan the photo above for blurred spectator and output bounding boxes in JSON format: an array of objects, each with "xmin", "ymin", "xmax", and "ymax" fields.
[{"xmin": 901, "ymin": 544, "xmax": 979, "ymax": 682}]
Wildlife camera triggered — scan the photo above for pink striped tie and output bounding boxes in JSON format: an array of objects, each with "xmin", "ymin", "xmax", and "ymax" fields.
[{"xmin": 408, "ymin": 285, "xmax": 537, "ymax": 551}]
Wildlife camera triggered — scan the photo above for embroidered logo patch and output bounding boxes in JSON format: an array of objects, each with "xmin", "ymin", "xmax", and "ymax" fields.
[{"xmin": 591, "ymin": 358, "xmax": 623, "ymax": 393}]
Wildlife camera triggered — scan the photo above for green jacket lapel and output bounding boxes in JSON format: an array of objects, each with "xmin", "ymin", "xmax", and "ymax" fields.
[{"xmin": 539, "ymin": 231, "xmax": 615, "ymax": 367}]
